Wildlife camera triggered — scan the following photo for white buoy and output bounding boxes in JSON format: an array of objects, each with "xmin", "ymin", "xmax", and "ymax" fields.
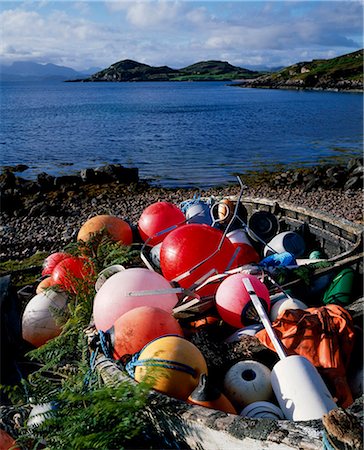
[
  {"xmin": 242, "ymin": 278, "xmax": 337, "ymax": 421},
  {"xmin": 270, "ymin": 296, "xmax": 308, "ymax": 322},
  {"xmin": 95, "ymin": 264, "xmax": 125, "ymax": 292},
  {"xmin": 271, "ymin": 355, "xmax": 337, "ymax": 421},
  {"xmin": 224, "ymin": 324, "xmax": 264, "ymax": 343},
  {"xmin": 263, "ymin": 231, "xmax": 306, "ymax": 258},
  {"xmin": 149, "ymin": 242, "xmax": 163, "ymax": 268},
  {"xmin": 223, "ymin": 360, "xmax": 273, "ymax": 408},
  {"xmin": 185, "ymin": 202, "xmax": 212, "ymax": 225},
  {"xmin": 240, "ymin": 401, "xmax": 285, "ymax": 419},
  {"xmin": 22, "ymin": 290, "xmax": 68, "ymax": 348}
]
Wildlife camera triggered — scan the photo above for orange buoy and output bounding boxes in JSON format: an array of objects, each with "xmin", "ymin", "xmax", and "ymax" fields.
[
  {"xmin": 0, "ymin": 429, "xmax": 19, "ymax": 450},
  {"xmin": 42, "ymin": 251, "xmax": 72, "ymax": 276},
  {"xmin": 215, "ymin": 274, "xmax": 270, "ymax": 328},
  {"xmin": 22, "ymin": 290, "xmax": 68, "ymax": 348},
  {"xmin": 109, "ymin": 306, "xmax": 184, "ymax": 359},
  {"xmin": 51, "ymin": 256, "xmax": 94, "ymax": 293},
  {"xmin": 134, "ymin": 335, "xmax": 208, "ymax": 400},
  {"xmin": 93, "ymin": 268, "xmax": 179, "ymax": 331},
  {"xmin": 36, "ymin": 276, "xmax": 56, "ymax": 294},
  {"xmin": 77, "ymin": 214, "xmax": 133, "ymax": 245},
  {"xmin": 188, "ymin": 373, "xmax": 237, "ymax": 414},
  {"xmin": 160, "ymin": 224, "xmax": 237, "ymax": 289},
  {"xmin": 138, "ymin": 201, "xmax": 185, "ymax": 246}
]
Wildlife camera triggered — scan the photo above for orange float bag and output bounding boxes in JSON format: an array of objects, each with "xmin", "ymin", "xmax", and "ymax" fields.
[{"xmin": 256, "ymin": 304, "xmax": 355, "ymax": 408}]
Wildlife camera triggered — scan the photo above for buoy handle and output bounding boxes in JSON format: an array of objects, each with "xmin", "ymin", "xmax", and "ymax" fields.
[{"xmin": 242, "ymin": 278, "xmax": 287, "ymax": 361}]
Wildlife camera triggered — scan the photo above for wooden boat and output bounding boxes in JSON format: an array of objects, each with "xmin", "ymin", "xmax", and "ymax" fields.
[{"xmin": 89, "ymin": 196, "xmax": 363, "ymax": 450}]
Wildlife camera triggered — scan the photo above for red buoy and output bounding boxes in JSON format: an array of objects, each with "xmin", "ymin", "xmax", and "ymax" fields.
[
  {"xmin": 51, "ymin": 256, "xmax": 94, "ymax": 293},
  {"xmin": 42, "ymin": 252, "xmax": 72, "ymax": 276},
  {"xmin": 138, "ymin": 201, "xmax": 185, "ymax": 246},
  {"xmin": 110, "ymin": 306, "xmax": 184, "ymax": 359},
  {"xmin": 215, "ymin": 274, "xmax": 270, "ymax": 328},
  {"xmin": 160, "ymin": 224, "xmax": 237, "ymax": 289}
]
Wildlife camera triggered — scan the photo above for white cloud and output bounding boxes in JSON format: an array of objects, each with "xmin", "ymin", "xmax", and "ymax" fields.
[{"xmin": 0, "ymin": 1, "xmax": 362, "ymax": 71}]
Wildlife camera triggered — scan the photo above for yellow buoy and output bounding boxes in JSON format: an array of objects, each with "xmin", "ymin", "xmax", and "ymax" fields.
[{"xmin": 134, "ymin": 335, "xmax": 208, "ymax": 400}]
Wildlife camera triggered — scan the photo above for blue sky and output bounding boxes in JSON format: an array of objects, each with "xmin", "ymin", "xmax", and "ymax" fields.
[{"xmin": 0, "ymin": 1, "xmax": 363, "ymax": 71}]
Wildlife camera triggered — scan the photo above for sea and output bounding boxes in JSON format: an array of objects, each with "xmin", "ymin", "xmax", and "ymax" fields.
[{"xmin": 0, "ymin": 80, "xmax": 363, "ymax": 188}]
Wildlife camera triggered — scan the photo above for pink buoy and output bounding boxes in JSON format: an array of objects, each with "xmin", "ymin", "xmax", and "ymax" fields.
[
  {"xmin": 160, "ymin": 224, "xmax": 237, "ymax": 289},
  {"xmin": 138, "ymin": 201, "xmax": 185, "ymax": 246},
  {"xmin": 93, "ymin": 268, "xmax": 179, "ymax": 331},
  {"xmin": 110, "ymin": 306, "xmax": 184, "ymax": 359},
  {"xmin": 215, "ymin": 274, "xmax": 270, "ymax": 328}
]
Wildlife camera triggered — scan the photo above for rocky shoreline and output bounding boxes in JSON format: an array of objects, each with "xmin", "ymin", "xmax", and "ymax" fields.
[{"xmin": 0, "ymin": 160, "xmax": 363, "ymax": 262}]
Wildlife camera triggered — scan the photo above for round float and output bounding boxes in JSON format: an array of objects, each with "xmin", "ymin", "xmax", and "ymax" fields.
[
  {"xmin": 93, "ymin": 268, "xmax": 178, "ymax": 331},
  {"xmin": 134, "ymin": 335, "xmax": 208, "ymax": 400},
  {"xmin": 223, "ymin": 360, "xmax": 273, "ymax": 408}
]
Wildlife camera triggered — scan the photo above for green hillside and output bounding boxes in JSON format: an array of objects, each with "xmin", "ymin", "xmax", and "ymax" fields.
[
  {"xmin": 84, "ymin": 59, "xmax": 260, "ymax": 82},
  {"xmin": 240, "ymin": 49, "xmax": 363, "ymax": 91}
]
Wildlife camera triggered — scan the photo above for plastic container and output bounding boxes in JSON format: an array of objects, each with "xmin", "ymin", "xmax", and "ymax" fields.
[
  {"xmin": 247, "ymin": 211, "xmax": 279, "ymax": 243},
  {"xmin": 240, "ymin": 401, "xmax": 285, "ymax": 419},
  {"xmin": 271, "ymin": 355, "xmax": 337, "ymax": 421},
  {"xmin": 263, "ymin": 231, "xmax": 306, "ymax": 258}
]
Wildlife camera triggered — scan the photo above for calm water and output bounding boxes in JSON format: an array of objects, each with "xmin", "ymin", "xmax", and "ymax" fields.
[{"xmin": 1, "ymin": 81, "xmax": 362, "ymax": 187}]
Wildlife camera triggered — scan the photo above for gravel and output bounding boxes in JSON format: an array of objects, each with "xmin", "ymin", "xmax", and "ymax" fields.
[{"xmin": 0, "ymin": 179, "xmax": 363, "ymax": 262}]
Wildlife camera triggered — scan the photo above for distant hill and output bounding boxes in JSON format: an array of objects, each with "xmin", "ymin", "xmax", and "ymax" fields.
[
  {"xmin": 82, "ymin": 59, "xmax": 261, "ymax": 82},
  {"xmin": 238, "ymin": 50, "xmax": 363, "ymax": 91},
  {"xmin": 0, "ymin": 61, "xmax": 100, "ymax": 81}
]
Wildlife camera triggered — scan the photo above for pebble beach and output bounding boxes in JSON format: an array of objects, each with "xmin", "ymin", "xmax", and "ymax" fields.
[{"xmin": 1, "ymin": 161, "xmax": 363, "ymax": 262}]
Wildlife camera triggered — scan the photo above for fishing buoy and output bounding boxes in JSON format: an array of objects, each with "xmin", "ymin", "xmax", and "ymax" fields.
[
  {"xmin": 42, "ymin": 251, "xmax": 72, "ymax": 276},
  {"xmin": 149, "ymin": 242, "xmax": 163, "ymax": 268},
  {"xmin": 223, "ymin": 360, "xmax": 273, "ymax": 408},
  {"xmin": 36, "ymin": 276, "xmax": 56, "ymax": 294},
  {"xmin": 215, "ymin": 274, "xmax": 270, "ymax": 328},
  {"xmin": 95, "ymin": 264, "xmax": 125, "ymax": 292},
  {"xmin": 188, "ymin": 374, "xmax": 237, "ymax": 414},
  {"xmin": 93, "ymin": 268, "xmax": 178, "ymax": 331},
  {"xmin": 248, "ymin": 211, "xmax": 279, "ymax": 242},
  {"xmin": 160, "ymin": 224, "xmax": 237, "ymax": 289},
  {"xmin": 185, "ymin": 201, "xmax": 212, "ymax": 225},
  {"xmin": 134, "ymin": 335, "xmax": 208, "ymax": 400},
  {"xmin": 77, "ymin": 214, "xmax": 133, "ymax": 245},
  {"xmin": 271, "ymin": 355, "xmax": 337, "ymax": 421},
  {"xmin": 138, "ymin": 201, "xmax": 185, "ymax": 246},
  {"xmin": 242, "ymin": 277, "xmax": 336, "ymax": 421},
  {"xmin": 51, "ymin": 256, "xmax": 94, "ymax": 293},
  {"xmin": 240, "ymin": 401, "xmax": 284, "ymax": 419},
  {"xmin": 224, "ymin": 324, "xmax": 264, "ymax": 343},
  {"xmin": 270, "ymin": 295, "xmax": 308, "ymax": 322},
  {"xmin": 322, "ymin": 268, "xmax": 355, "ymax": 306},
  {"xmin": 226, "ymin": 229, "xmax": 260, "ymax": 266},
  {"xmin": 264, "ymin": 231, "xmax": 306, "ymax": 258},
  {"xmin": 22, "ymin": 290, "xmax": 68, "ymax": 348},
  {"xmin": 0, "ymin": 429, "xmax": 19, "ymax": 450},
  {"xmin": 109, "ymin": 306, "xmax": 184, "ymax": 359}
]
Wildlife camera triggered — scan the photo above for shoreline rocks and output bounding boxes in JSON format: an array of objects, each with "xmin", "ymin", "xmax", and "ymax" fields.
[{"xmin": 0, "ymin": 161, "xmax": 363, "ymax": 262}]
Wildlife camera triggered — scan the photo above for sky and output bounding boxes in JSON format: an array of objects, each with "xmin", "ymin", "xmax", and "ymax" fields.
[{"xmin": 0, "ymin": 0, "xmax": 363, "ymax": 71}]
